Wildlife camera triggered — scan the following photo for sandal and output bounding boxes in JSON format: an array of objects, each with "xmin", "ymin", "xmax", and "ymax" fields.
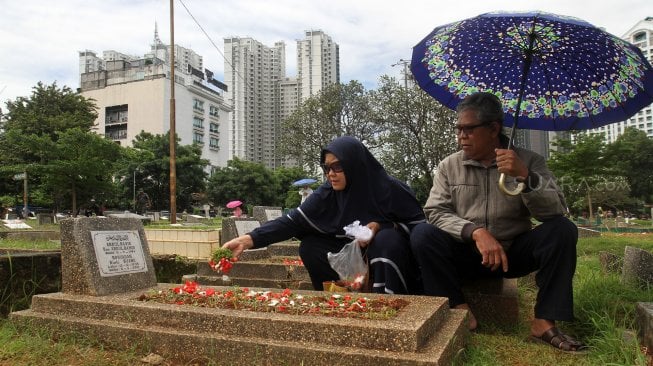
[{"xmin": 528, "ymin": 327, "xmax": 589, "ymax": 354}]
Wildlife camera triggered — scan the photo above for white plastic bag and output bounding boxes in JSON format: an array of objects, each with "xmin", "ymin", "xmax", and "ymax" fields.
[{"xmin": 326, "ymin": 221, "xmax": 370, "ymax": 291}]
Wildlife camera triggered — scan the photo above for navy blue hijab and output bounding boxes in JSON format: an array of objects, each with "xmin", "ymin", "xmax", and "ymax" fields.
[{"xmin": 292, "ymin": 136, "xmax": 425, "ymax": 234}]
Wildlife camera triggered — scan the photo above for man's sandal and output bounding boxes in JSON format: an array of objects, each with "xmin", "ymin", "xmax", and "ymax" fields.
[{"xmin": 528, "ymin": 327, "xmax": 589, "ymax": 354}]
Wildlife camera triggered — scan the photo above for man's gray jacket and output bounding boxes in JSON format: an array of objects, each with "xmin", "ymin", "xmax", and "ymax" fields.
[{"xmin": 424, "ymin": 147, "xmax": 568, "ymax": 249}]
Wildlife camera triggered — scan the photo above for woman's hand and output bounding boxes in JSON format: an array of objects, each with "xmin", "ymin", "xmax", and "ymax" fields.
[
  {"xmin": 222, "ymin": 235, "xmax": 254, "ymax": 259},
  {"xmin": 358, "ymin": 221, "xmax": 380, "ymax": 248}
]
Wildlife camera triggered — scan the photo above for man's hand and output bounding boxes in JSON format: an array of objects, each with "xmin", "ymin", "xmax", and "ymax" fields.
[
  {"xmin": 472, "ymin": 228, "xmax": 509, "ymax": 272},
  {"xmin": 222, "ymin": 235, "xmax": 254, "ymax": 259},
  {"xmin": 495, "ymin": 148, "xmax": 528, "ymax": 180}
]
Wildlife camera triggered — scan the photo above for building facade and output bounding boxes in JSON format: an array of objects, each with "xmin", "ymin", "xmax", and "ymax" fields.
[
  {"xmin": 78, "ymin": 30, "xmax": 231, "ymax": 169},
  {"xmin": 296, "ymin": 30, "xmax": 340, "ymax": 103},
  {"xmin": 588, "ymin": 17, "xmax": 653, "ymax": 143},
  {"xmin": 223, "ymin": 30, "xmax": 340, "ymax": 169}
]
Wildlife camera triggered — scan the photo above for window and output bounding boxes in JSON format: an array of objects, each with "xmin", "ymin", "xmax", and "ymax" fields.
[
  {"xmin": 209, "ymin": 105, "xmax": 220, "ymax": 117},
  {"xmin": 209, "ymin": 137, "xmax": 219, "ymax": 149},
  {"xmin": 193, "ymin": 132, "xmax": 204, "ymax": 144},
  {"xmin": 634, "ymin": 32, "xmax": 646, "ymax": 43},
  {"xmin": 193, "ymin": 116, "xmax": 204, "ymax": 129},
  {"xmin": 105, "ymin": 105, "xmax": 128, "ymax": 124},
  {"xmin": 193, "ymin": 98, "xmax": 205, "ymax": 112},
  {"xmin": 210, "ymin": 122, "xmax": 219, "ymax": 133}
]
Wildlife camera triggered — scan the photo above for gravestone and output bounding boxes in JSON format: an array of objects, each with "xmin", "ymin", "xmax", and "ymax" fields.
[
  {"xmin": 622, "ymin": 246, "xmax": 653, "ymax": 288},
  {"xmin": 599, "ymin": 251, "xmax": 622, "ymax": 274},
  {"xmin": 37, "ymin": 213, "xmax": 54, "ymax": 225},
  {"xmin": 220, "ymin": 217, "xmax": 261, "ymax": 245},
  {"xmin": 252, "ymin": 206, "xmax": 282, "ymax": 223},
  {"xmin": 60, "ymin": 217, "xmax": 157, "ymax": 296},
  {"xmin": 636, "ymin": 302, "xmax": 653, "ymax": 356}
]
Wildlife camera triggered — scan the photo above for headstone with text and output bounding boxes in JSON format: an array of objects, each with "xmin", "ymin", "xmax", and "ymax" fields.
[
  {"xmin": 60, "ymin": 217, "xmax": 156, "ymax": 296},
  {"xmin": 252, "ymin": 206, "xmax": 282, "ymax": 224},
  {"xmin": 220, "ymin": 217, "xmax": 261, "ymax": 244}
]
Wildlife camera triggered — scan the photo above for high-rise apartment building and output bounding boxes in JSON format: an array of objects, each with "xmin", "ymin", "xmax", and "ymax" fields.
[
  {"xmin": 224, "ymin": 30, "xmax": 340, "ymax": 169},
  {"xmin": 224, "ymin": 38, "xmax": 286, "ymax": 168},
  {"xmin": 588, "ymin": 17, "xmax": 653, "ymax": 143},
  {"xmin": 78, "ymin": 28, "xmax": 231, "ymax": 168},
  {"xmin": 297, "ymin": 30, "xmax": 340, "ymax": 103}
]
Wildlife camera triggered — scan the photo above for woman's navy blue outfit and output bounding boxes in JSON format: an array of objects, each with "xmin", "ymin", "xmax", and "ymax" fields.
[{"xmin": 248, "ymin": 136, "xmax": 426, "ymax": 293}]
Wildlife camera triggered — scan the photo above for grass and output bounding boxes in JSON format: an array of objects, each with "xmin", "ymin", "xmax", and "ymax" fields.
[{"xmin": 1, "ymin": 233, "xmax": 652, "ymax": 365}]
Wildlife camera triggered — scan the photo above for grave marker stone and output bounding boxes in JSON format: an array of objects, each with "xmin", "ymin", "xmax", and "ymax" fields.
[
  {"xmin": 622, "ymin": 246, "xmax": 653, "ymax": 288},
  {"xmin": 252, "ymin": 206, "xmax": 282, "ymax": 223},
  {"xmin": 60, "ymin": 217, "xmax": 156, "ymax": 296},
  {"xmin": 220, "ymin": 217, "xmax": 261, "ymax": 244},
  {"xmin": 37, "ymin": 213, "xmax": 54, "ymax": 225}
]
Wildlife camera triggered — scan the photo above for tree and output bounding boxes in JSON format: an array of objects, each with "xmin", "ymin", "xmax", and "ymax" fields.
[
  {"xmin": 206, "ymin": 158, "xmax": 278, "ymax": 209},
  {"xmin": 548, "ymin": 133, "xmax": 612, "ymax": 219},
  {"xmin": 279, "ymin": 81, "xmax": 383, "ymax": 170},
  {"xmin": 0, "ymin": 82, "xmax": 116, "ymax": 213},
  {"xmin": 371, "ymin": 76, "xmax": 459, "ymax": 203},
  {"xmin": 604, "ymin": 127, "xmax": 653, "ymax": 202},
  {"xmin": 125, "ymin": 132, "xmax": 209, "ymax": 212}
]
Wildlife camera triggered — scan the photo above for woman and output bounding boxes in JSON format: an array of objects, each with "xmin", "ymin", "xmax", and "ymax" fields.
[{"xmin": 222, "ymin": 136, "xmax": 425, "ymax": 293}]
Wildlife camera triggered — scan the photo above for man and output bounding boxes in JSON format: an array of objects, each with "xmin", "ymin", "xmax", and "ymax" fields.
[{"xmin": 410, "ymin": 92, "xmax": 587, "ymax": 353}]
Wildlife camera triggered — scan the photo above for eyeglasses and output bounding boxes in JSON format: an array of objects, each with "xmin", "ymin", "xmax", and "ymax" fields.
[
  {"xmin": 321, "ymin": 161, "xmax": 344, "ymax": 174},
  {"xmin": 454, "ymin": 123, "xmax": 490, "ymax": 136}
]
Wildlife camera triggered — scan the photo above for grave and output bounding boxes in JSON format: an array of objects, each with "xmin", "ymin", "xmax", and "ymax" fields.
[
  {"xmin": 220, "ymin": 217, "xmax": 261, "ymax": 244},
  {"xmin": 37, "ymin": 213, "xmax": 55, "ymax": 225},
  {"xmin": 59, "ymin": 217, "xmax": 157, "ymax": 295},
  {"xmin": 2, "ymin": 219, "xmax": 32, "ymax": 229},
  {"xmin": 636, "ymin": 302, "xmax": 653, "ymax": 356},
  {"xmin": 622, "ymin": 246, "xmax": 653, "ymax": 288},
  {"xmin": 252, "ymin": 206, "xmax": 282, "ymax": 223},
  {"xmin": 10, "ymin": 218, "xmax": 469, "ymax": 365}
]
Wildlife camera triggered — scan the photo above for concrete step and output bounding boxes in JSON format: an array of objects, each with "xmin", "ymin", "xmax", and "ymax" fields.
[{"xmin": 11, "ymin": 285, "xmax": 469, "ymax": 365}]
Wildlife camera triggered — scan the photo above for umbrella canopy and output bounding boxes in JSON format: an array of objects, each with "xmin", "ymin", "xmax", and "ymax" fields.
[
  {"xmin": 292, "ymin": 178, "xmax": 317, "ymax": 187},
  {"xmin": 225, "ymin": 200, "xmax": 242, "ymax": 209},
  {"xmin": 411, "ymin": 11, "xmax": 653, "ymax": 195},
  {"xmin": 411, "ymin": 11, "xmax": 653, "ymax": 133}
]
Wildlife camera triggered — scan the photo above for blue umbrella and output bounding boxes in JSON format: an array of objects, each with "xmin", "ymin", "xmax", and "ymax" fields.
[
  {"xmin": 411, "ymin": 10, "xmax": 653, "ymax": 194},
  {"xmin": 292, "ymin": 178, "xmax": 317, "ymax": 187}
]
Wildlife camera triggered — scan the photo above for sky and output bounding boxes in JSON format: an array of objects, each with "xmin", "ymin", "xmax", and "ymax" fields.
[{"xmin": 1, "ymin": 0, "xmax": 651, "ymax": 108}]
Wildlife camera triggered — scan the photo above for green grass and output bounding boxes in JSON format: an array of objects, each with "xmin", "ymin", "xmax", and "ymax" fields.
[{"xmin": 1, "ymin": 233, "xmax": 652, "ymax": 365}]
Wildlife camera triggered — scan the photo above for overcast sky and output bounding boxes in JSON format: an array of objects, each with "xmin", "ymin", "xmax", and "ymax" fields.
[{"xmin": 1, "ymin": 0, "xmax": 651, "ymax": 108}]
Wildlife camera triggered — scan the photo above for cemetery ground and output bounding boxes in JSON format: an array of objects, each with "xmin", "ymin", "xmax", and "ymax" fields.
[{"xmin": 0, "ymin": 221, "xmax": 652, "ymax": 365}]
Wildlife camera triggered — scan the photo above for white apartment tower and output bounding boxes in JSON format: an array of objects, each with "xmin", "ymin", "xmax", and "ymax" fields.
[
  {"xmin": 588, "ymin": 17, "xmax": 653, "ymax": 143},
  {"xmin": 78, "ymin": 27, "xmax": 231, "ymax": 168},
  {"xmin": 297, "ymin": 30, "xmax": 340, "ymax": 102},
  {"xmin": 224, "ymin": 37, "xmax": 286, "ymax": 168},
  {"xmin": 224, "ymin": 31, "xmax": 340, "ymax": 169}
]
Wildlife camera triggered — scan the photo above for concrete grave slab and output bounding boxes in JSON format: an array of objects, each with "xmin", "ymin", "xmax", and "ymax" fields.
[
  {"xmin": 60, "ymin": 217, "xmax": 157, "ymax": 296},
  {"xmin": 252, "ymin": 206, "xmax": 283, "ymax": 223},
  {"xmin": 11, "ymin": 285, "xmax": 469, "ymax": 365},
  {"xmin": 220, "ymin": 217, "xmax": 261, "ymax": 244}
]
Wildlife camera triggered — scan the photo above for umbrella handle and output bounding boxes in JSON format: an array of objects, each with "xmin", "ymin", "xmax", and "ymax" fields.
[{"xmin": 498, "ymin": 173, "xmax": 525, "ymax": 196}]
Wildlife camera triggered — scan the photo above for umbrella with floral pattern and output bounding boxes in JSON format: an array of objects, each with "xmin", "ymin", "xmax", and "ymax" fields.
[{"xmin": 411, "ymin": 11, "xmax": 653, "ymax": 194}]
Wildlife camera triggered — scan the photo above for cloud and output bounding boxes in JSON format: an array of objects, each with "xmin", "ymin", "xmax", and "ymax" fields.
[{"xmin": 1, "ymin": 0, "xmax": 651, "ymax": 107}]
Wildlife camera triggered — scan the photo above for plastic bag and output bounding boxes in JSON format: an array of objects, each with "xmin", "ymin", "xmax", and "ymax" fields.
[{"xmin": 326, "ymin": 221, "xmax": 371, "ymax": 291}]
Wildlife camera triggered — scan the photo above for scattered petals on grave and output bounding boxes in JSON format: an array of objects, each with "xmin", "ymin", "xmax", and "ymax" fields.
[
  {"xmin": 282, "ymin": 258, "xmax": 304, "ymax": 266},
  {"xmin": 208, "ymin": 248, "xmax": 237, "ymax": 274},
  {"xmin": 137, "ymin": 281, "xmax": 409, "ymax": 320}
]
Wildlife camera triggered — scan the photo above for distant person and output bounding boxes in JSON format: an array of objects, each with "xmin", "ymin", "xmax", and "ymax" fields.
[
  {"xmin": 135, "ymin": 190, "xmax": 151, "ymax": 215},
  {"xmin": 299, "ymin": 185, "xmax": 313, "ymax": 204},
  {"xmin": 233, "ymin": 205, "xmax": 243, "ymax": 218},
  {"xmin": 85, "ymin": 199, "xmax": 102, "ymax": 217},
  {"xmin": 410, "ymin": 92, "xmax": 587, "ymax": 353},
  {"xmin": 222, "ymin": 136, "xmax": 426, "ymax": 294}
]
